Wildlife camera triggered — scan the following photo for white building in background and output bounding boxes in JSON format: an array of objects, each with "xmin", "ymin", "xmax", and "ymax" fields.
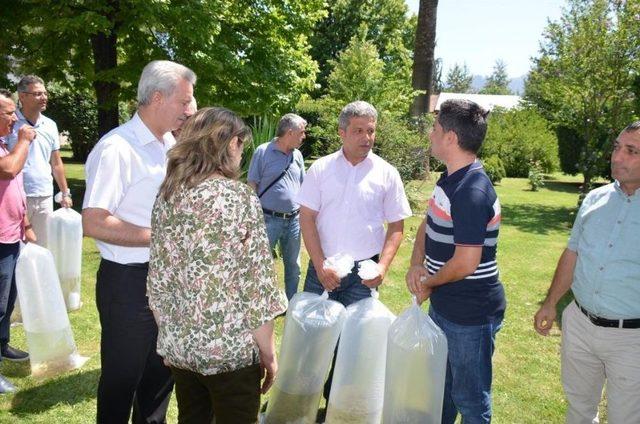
[{"xmin": 434, "ymin": 92, "xmax": 523, "ymax": 112}]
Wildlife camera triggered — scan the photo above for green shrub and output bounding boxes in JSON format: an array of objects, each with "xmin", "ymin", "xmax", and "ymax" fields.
[
  {"xmin": 483, "ymin": 155, "xmax": 506, "ymax": 184},
  {"xmin": 528, "ymin": 161, "xmax": 545, "ymax": 191},
  {"xmin": 481, "ymin": 107, "xmax": 559, "ymax": 178},
  {"xmin": 46, "ymin": 87, "xmax": 99, "ymax": 161}
]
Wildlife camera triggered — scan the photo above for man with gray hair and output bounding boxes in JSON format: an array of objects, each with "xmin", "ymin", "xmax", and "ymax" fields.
[
  {"xmin": 7, "ymin": 75, "xmax": 72, "ymax": 248},
  {"xmin": 296, "ymin": 101, "xmax": 411, "ymax": 414},
  {"xmin": 82, "ymin": 60, "xmax": 196, "ymax": 423},
  {"xmin": 248, "ymin": 113, "xmax": 306, "ymax": 300}
]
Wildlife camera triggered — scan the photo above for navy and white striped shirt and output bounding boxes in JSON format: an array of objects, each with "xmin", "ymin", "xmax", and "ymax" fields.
[{"xmin": 425, "ymin": 161, "xmax": 506, "ymax": 325}]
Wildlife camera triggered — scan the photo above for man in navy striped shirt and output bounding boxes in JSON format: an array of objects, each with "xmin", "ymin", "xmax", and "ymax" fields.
[{"xmin": 407, "ymin": 99, "xmax": 506, "ymax": 424}]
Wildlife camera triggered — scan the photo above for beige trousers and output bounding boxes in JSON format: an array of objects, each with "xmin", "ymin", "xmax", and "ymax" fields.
[
  {"xmin": 561, "ymin": 301, "xmax": 640, "ymax": 424},
  {"xmin": 26, "ymin": 195, "xmax": 53, "ymax": 248}
]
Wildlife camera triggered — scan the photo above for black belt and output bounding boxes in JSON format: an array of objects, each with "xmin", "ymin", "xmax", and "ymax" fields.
[
  {"xmin": 575, "ymin": 300, "xmax": 640, "ymax": 329},
  {"xmin": 262, "ymin": 208, "xmax": 299, "ymax": 219}
]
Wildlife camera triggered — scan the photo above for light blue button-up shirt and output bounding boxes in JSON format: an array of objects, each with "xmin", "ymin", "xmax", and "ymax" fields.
[
  {"xmin": 247, "ymin": 139, "xmax": 305, "ymax": 213},
  {"xmin": 568, "ymin": 181, "xmax": 640, "ymax": 319}
]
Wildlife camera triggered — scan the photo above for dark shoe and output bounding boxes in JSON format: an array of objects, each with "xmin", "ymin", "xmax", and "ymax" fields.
[
  {"xmin": 2, "ymin": 345, "xmax": 29, "ymax": 362},
  {"xmin": 315, "ymin": 407, "xmax": 326, "ymax": 423},
  {"xmin": 0, "ymin": 375, "xmax": 16, "ymax": 394}
]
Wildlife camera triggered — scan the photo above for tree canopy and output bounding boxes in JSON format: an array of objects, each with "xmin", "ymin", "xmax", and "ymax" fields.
[
  {"xmin": 0, "ymin": 0, "xmax": 325, "ymax": 139},
  {"xmin": 309, "ymin": 0, "xmax": 416, "ymax": 94},
  {"xmin": 525, "ymin": 0, "xmax": 640, "ymax": 187},
  {"xmin": 444, "ymin": 63, "xmax": 473, "ymax": 93},
  {"xmin": 480, "ymin": 59, "xmax": 512, "ymax": 95}
]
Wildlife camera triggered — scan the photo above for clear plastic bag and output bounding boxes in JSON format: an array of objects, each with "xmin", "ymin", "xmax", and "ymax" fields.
[
  {"xmin": 323, "ymin": 253, "xmax": 355, "ymax": 279},
  {"xmin": 382, "ymin": 297, "xmax": 448, "ymax": 424},
  {"xmin": 326, "ymin": 289, "xmax": 395, "ymax": 423},
  {"xmin": 264, "ymin": 291, "xmax": 347, "ymax": 424},
  {"xmin": 15, "ymin": 243, "xmax": 88, "ymax": 378},
  {"xmin": 47, "ymin": 208, "xmax": 83, "ymax": 311}
]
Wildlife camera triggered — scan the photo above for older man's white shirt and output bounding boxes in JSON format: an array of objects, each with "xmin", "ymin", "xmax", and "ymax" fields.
[
  {"xmin": 83, "ymin": 113, "xmax": 175, "ymax": 264},
  {"xmin": 296, "ymin": 149, "xmax": 412, "ymax": 261}
]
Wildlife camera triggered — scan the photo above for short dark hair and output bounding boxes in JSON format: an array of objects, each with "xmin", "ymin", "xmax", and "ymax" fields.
[
  {"xmin": 437, "ymin": 99, "xmax": 489, "ymax": 154},
  {"xmin": 623, "ymin": 121, "xmax": 640, "ymax": 133},
  {"xmin": 0, "ymin": 89, "xmax": 12, "ymax": 100},
  {"xmin": 17, "ymin": 75, "xmax": 45, "ymax": 92}
]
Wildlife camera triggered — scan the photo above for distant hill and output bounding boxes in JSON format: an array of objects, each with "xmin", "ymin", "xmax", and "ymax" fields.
[{"xmin": 471, "ymin": 74, "xmax": 526, "ymax": 94}]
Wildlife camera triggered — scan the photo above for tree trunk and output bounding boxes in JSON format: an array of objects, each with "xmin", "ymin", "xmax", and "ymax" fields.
[
  {"xmin": 410, "ymin": 0, "xmax": 438, "ymax": 117},
  {"xmin": 90, "ymin": 2, "xmax": 120, "ymax": 139}
]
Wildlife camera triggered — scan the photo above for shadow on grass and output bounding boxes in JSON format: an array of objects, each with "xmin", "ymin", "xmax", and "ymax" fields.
[
  {"xmin": 543, "ymin": 180, "xmax": 582, "ymax": 194},
  {"xmin": 10, "ymin": 368, "xmax": 99, "ymax": 415},
  {"xmin": 502, "ymin": 203, "xmax": 575, "ymax": 235}
]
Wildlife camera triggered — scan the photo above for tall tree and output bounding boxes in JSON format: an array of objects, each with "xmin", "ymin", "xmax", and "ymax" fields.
[
  {"xmin": 480, "ymin": 59, "xmax": 512, "ymax": 95},
  {"xmin": 410, "ymin": 0, "xmax": 438, "ymax": 116},
  {"xmin": 432, "ymin": 58, "xmax": 444, "ymax": 94},
  {"xmin": 309, "ymin": 0, "xmax": 415, "ymax": 94},
  {"xmin": 526, "ymin": 0, "xmax": 640, "ymax": 189},
  {"xmin": 445, "ymin": 63, "xmax": 473, "ymax": 93},
  {"xmin": 0, "ymin": 0, "xmax": 324, "ymax": 140}
]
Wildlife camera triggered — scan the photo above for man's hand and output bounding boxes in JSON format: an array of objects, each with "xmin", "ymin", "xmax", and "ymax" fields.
[
  {"xmin": 406, "ymin": 264, "xmax": 432, "ymax": 304},
  {"xmin": 18, "ymin": 125, "xmax": 36, "ymax": 144},
  {"xmin": 24, "ymin": 227, "xmax": 37, "ymax": 243},
  {"xmin": 318, "ymin": 266, "xmax": 341, "ymax": 291},
  {"xmin": 362, "ymin": 263, "xmax": 386, "ymax": 288},
  {"xmin": 60, "ymin": 195, "xmax": 73, "ymax": 208},
  {"xmin": 259, "ymin": 351, "xmax": 277, "ymax": 394},
  {"xmin": 406, "ymin": 264, "xmax": 429, "ymax": 295},
  {"xmin": 534, "ymin": 302, "xmax": 557, "ymax": 336}
]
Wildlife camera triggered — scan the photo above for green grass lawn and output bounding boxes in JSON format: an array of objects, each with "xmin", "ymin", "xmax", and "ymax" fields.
[{"xmin": 0, "ymin": 151, "xmax": 593, "ymax": 423}]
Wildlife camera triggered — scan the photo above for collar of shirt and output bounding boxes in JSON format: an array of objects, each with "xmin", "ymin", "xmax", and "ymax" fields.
[
  {"xmin": 613, "ymin": 180, "xmax": 640, "ymax": 200},
  {"xmin": 336, "ymin": 147, "xmax": 373, "ymax": 168},
  {"xmin": 130, "ymin": 113, "xmax": 176, "ymax": 151},
  {"xmin": 438, "ymin": 160, "xmax": 482, "ymax": 186},
  {"xmin": 16, "ymin": 109, "xmax": 44, "ymax": 127}
]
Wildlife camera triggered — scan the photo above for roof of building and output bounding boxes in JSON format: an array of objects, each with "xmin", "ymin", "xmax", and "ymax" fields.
[{"xmin": 434, "ymin": 92, "xmax": 523, "ymax": 111}]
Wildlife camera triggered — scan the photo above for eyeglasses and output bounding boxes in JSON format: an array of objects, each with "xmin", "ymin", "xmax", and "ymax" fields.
[{"xmin": 21, "ymin": 91, "xmax": 48, "ymax": 98}]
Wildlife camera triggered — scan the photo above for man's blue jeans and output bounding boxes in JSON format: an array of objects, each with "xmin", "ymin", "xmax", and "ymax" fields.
[
  {"xmin": 0, "ymin": 242, "xmax": 19, "ymax": 353},
  {"xmin": 302, "ymin": 260, "xmax": 373, "ymax": 307},
  {"xmin": 429, "ymin": 307, "xmax": 503, "ymax": 424},
  {"xmin": 264, "ymin": 214, "xmax": 301, "ymax": 301}
]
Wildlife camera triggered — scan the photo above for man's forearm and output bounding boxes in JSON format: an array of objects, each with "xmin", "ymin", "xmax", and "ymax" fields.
[
  {"xmin": 51, "ymin": 152, "xmax": 69, "ymax": 192},
  {"xmin": 82, "ymin": 208, "xmax": 151, "ymax": 247},
  {"xmin": 426, "ymin": 245, "xmax": 482, "ymax": 288},
  {"xmin": 0, "ymin": 139, "xmax": 30, "ymax": 179},
  {"xmin": 543, "ymin": 248, "xmax": 577, "ymax": 306},
  {"xmin": 299, "ymin": 207, "xmax": 325, "ymax": 269},
  {"xmin": 410, "ymin": 219, "xmax": 427, "ymax": 267},
  {"xmin": 378, "ymin": 220, "xmax": 404, "ymax": 270}
]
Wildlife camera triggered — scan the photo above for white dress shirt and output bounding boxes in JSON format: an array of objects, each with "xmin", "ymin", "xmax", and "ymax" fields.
[
  {"xmin": 296, "ymin": 149, "xmax": 412, "ymax": 261},
  {"xmin": 83, "ymin": 113, "xmax": 175, "ymax": 264}
]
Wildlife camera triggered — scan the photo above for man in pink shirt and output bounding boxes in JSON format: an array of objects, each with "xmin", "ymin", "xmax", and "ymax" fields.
[
  {"xmin": 296, "ymin": 101, "xmax": 412, "ymax": 418},
  {"xmin": 0, "ymin": 88, "xmax": 36, "ymax": 393}
]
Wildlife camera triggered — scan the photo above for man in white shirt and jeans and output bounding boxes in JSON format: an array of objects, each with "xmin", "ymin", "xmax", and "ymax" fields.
[
  {"xmin": 296, "ymin": 100, "xmax": 412, "ymax": 416},
  {"xmin": 82, "ymin": 60, "xmax": 196, "ymax": 424}
]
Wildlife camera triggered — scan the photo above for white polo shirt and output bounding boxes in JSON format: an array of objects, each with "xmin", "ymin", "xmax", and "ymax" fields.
[
  {"xmin": 83, "ymin": 113, "xmax": 175, "ymax": 264},
  {"xmin": 296, "ymin": 149, "xmax": 412, "ymax": 261}
]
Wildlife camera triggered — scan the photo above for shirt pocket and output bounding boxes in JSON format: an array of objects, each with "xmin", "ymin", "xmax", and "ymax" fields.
[{"xmin": 355, "ymin": 184, "xmax": 385, "ymax": 223}]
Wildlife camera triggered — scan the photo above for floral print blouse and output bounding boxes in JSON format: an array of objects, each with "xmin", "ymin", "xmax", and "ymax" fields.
[{"xmin": 147, "ymin": 177, "xmax": 287, "ymax": 375}]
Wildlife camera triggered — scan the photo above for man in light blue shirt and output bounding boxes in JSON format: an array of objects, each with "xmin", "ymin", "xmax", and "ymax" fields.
[
  {"xmin": 7, "ymin": 75, "xmax": 72, "ymax": 247},
  {"xmin": 534, "ymin": 121, "xmax": 640, "ymax": 423},
  {"xmin": 248, "ymin": 113, "xmax": 306, "ymax": 300}
]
